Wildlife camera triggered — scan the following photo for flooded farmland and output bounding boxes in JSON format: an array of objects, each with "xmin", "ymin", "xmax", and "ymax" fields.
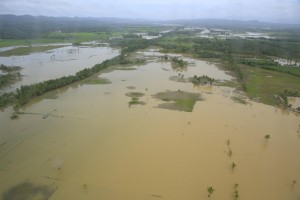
[
  {"xmin": 0, "ymin": 48, "xmax": 300, "ymax": 200},
  {"xmin": 0, "ymin": 45, "xmax": 119, "ymax": 93}
]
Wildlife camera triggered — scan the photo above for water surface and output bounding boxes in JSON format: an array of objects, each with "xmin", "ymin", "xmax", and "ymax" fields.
[
  {"xmin": 0, "ymin": 52, "xmax": 299, "ymax": 200},
  {"xmin": 0, "ymin": 45, "xmax": 119, "ymax": 93}
]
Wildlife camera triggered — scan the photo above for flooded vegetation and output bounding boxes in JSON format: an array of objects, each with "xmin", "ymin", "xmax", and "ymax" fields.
[
  {"xmin": 0, "ymin": 45, "xmax": 119, "ymax": 93},
  {"xmin": 153, "ymin": 90, "xmax": 203, "ymax": 112},
  {"xmin": 0, "ymin": 16, "xmax": 300, "ymax": 200}
]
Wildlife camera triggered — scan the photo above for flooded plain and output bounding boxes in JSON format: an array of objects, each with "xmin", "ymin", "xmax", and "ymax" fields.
[
  {"xmin": 0, "ymin": 45, "xmax": 119, "ymax": 93},
  {"xmin": 0, "ymin": 49, "xmax": 300, "ymax": 200}
]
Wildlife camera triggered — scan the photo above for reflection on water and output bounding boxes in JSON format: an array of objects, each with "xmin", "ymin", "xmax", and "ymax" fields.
[
  {"xmin": 0, "ymin": 53, "xmax": 299, "ymax": 200},
  {"xmin": 0, "ymin": 45, "xmax": 119, "ymax": 93}
]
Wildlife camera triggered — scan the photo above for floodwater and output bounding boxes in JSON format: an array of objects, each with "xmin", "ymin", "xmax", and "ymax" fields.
[
  {"xmin": 0, "ymin": 45, "xmax": 119, "ymax": 93},
  {"xmin": 0, "ymin": 50, "xmax": 300, "ymax": 200}
]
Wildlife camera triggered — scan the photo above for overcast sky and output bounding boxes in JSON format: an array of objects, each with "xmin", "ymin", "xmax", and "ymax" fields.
[{"xmin": 0, "ymin": 0, "xmax": 299, "ymax": 24}]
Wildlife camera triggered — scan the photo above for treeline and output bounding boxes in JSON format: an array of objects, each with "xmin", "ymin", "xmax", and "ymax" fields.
[
  {"xmin": 159, "ymin": 36, "xmax": 300, "ymax": 60},
  {"xmin": 0, "ymin": 54, "xmax": 141, "ymax": 109},
  {"xmin": 277, "ymin": 90, "xmax": 299, "ymax": 109},
  {"xmin": 0, "ymin": 64, "xmax": 22, "ymax": 72},
  {"xmin": 239, "ymin": 58, "xmax": 278, "ymax": 66},
  {"xmin": 0, "ymin": 73, "xmax": 21, "ymax": 89},
  {"xmin": 171, "ymin": 57, "xmax": 188, "ymax": 68},
  {"xmin": 111, "ymin": 38, "xmax": 154, "ymax": 54},
  {"xmin": 260, "ymin": 65, "xmax": 300, "ymax": 77},
  {"xmin": 0, "ymin": 64, "xmax": 22, "ymax": 89},
  {"xmin": 191, "ymin": 75, "xmax": 215, "ymax": 85}
]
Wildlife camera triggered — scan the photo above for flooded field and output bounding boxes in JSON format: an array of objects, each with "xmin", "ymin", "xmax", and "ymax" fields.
[
  {"xmin": 0, "ymin": 50, "xmax": 300, "ymax": 200},
  {"xmin": 0, "ymin": 45, "xmax": 119, "ymax": 93}
]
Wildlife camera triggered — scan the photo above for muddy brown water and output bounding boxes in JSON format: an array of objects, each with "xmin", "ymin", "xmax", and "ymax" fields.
[{"xmin": 0, "ymin": 50, "xmax": 299, "ymax": 200}]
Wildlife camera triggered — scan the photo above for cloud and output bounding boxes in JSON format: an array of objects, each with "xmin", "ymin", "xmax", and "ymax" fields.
[{"xmin": 0, "ymin": 0, "xmax": 299, "ymax": 23}]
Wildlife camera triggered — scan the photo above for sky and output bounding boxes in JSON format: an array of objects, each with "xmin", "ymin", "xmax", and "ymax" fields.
[{"xmin": 0, "ymin": 0, "xmax": 300, "ymax": 24}]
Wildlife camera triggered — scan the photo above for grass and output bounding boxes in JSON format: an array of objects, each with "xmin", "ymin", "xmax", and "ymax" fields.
[
  {"xmin": 125, "ymin": 91, "xmax": 146, "ymax": 107},
  {"xmin": 231, "ymin": 96, "xmax": 247, "ymax": 105},
  {"xmin": 0, "ymin": 45, "xmax": 66, "ymax": 56},
  {"xmin": 0, "ymin": 27, "xmax": 168, "ymax": 48},
  {"xmin": 260, "ymin": 65, "xmax": 300, "ymax": 77},
  {"xmin": 42, "ymin": 32, "xmax": 114, "ymax": 43},
  {"xmin": 125, "ymin": 92, "xmax": 145, "ymax": 98},
  {"xmin": 82, "ymin": 78, "xmax": 111, "ymax": 85},
  {"xmin": 0, "ymin": 31, "xmax": 123, "ymax": 47},
  {"xmin": 0, "ymin": 39, "xmax": 29, "ymax": 47},
  {"xmin": 241, "ymin": 65, "xmax": 300, "ymax": 105},
  {"xmin": 128, "ymin": 97, "xmax": 146, "ymax": 107},
  {"xmin": 153, "ymin": 90, "xmax": 203, "ymax": 112}
]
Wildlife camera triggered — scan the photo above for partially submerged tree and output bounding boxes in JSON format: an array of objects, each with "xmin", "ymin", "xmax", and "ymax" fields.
[{"xmin": 207, "ymin": 186, "xmax": 215, "ymax": 198}]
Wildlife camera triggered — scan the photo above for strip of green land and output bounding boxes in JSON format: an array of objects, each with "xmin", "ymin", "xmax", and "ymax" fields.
[{"xmin": 0, "ymin": 45, "xmax": 68, "ymax": 56}]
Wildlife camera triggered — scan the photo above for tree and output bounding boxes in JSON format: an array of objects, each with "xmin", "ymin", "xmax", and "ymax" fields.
[
  {"xmin": 207, "ymin": 186, "xmax": 215, "ymax": 198},
  {"xmin": 265, "ymin": 134, "xmax": 271, "ymax": 140}
]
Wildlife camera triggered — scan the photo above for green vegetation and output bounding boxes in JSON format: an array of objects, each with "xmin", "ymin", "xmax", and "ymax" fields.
[
  {"xmin": 231, "ymin": 162, "xmax": 237, "ymax": 169},
  {"xmin": 82, "ymin": 77, "xmax": 111, "ymax": 85},
  {"xmin": 226, "ymin": 139, "xmax": 230, "ymax": 146},
  {"xmin": 0, "ymin": 54, "xmax": 142, "ymax": 110},
  {"xmin": 228, "ymin": 148, "xmax": 233, "ymax": 157},
  {"xmin": 191, "ymin": 75, "xmax": 215, "ymax": 85},
  {"xmin": 0, "ymin": 73, "xmax": 21, "ymax": 88},
  {"xmin": 153, "ymin": 90, "xmax": 203, "ymax": 112},
  {"xmin": 1, "ymin": 22, "xmax": 300, "ymax": 113},
  {"xmin": 241, "ymin": 66, "xmax": 300, "ymax": 106},
  {"xmin": 207, "ymin": 186, "xmax": 215, "ymax": 198},
  {"xmin": 0, "ymin": 64, "xmax": 22, "ymax": 89},
  {"xmin": 125, "ymin": 92, "xmax": 145, "ymax": 98},
  {"xmin": 259, "ymin": 65, "xmax": 300, "ymax": 77},
  {"xmin": 265, "ymin": 134, "xmax": 271, "ymax": 140},
  {"xmin": 169, "ymin": 57, "xmax": 188, "ymax": 72},
  {"xmin": 0, "ymin": 45, "xmax": 66, "ymax": 56},
  {"xmin": 0, "ymin": 64, "xmax": 22, "ymax": 72},
  {"xmin": 111, "ymin": 38, "xmax": 153, "ymax": 54},
  {"xmin": 233, "ymin": 184, "xmax": 239, "ymax": 200},
  {"xmin": 128, "ymin": 97, "xmax": 146, "ymax": 107},
  {"xmin": 231, "ymin": 96, "xmax": 247, "ymax": 105},
  {"xmin": 0, "ymin": 36, "xmax": 151, "ymax": 111},
  {"xmin": 158, "ymin": 30, "xmax": 300, "ymax": 109},
  {"xmin": 0, "ymin": 92, "xmax": 15, "ymax": 108},
  {"xmin": 126, "ymin": 92, "xmax": 146, "ymax": 107}
]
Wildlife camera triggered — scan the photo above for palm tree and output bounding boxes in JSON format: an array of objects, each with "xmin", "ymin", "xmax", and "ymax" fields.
[
  {"xmin": 232, "ymin": 162, "xmax": 236, "ymax": 169},
  {"xmin": 234, "ymin": 183, "xmax": 239, "ymax": 199},
  {"xmin": 226, "ymin": 139, "xmax": 230, "ymax": 146},
  {"xmin": 228, "ymin": 148, "xmax": 232, "ymax": 157},
  {"xmin": 265, "ymin": 134, "xmax": 271, "ymax": 140},
  {"xmin": 207, "ymin": 186, "xmax": 215, "ymax": 198}
]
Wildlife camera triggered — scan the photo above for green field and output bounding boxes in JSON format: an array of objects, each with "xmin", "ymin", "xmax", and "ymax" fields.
[
  {"xmin": 0, "ymin": 27, "xmax": 169, "ymax": 48},
  {"xmin": 241, "ymin": 65, "xmax": 300, "ymax": 105},
  {"xmin": 0, "ymin": 45, "xmax": 67, "ymax": 56}
]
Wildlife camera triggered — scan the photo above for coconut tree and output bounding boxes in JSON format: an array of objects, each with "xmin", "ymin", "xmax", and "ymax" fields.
[
  {"xmin": 228, "ymin": 148, "xmax": 232, "ymax": 157},
  {"xmin": 234, "ymin": 183, "xmax": 239, "ymax": 199},
  {"xmin": 207, "ymin": 186, "xmax": 215, "ymax": 198},
  {"xmin": 265, "ymin": 134, "xmax": 271, "ymax": 140},
  {"xmin": 226, "ymin": 139, "xmax": 230, "ymax": 146},
  {"xmin": 232, "ymin": 162, "xmax": 237, "ymax": 169}
]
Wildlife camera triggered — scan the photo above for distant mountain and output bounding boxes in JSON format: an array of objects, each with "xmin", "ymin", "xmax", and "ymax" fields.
[
  {"xmin": 0, "ymin": 14, "xmax": 155, "ymax": 39},
  {"xmin": 163, "ymin": 18, "xmax": 300, "ymax": 29},
  {"xmin": 0, "ymin": 14, "xmax": 299, "ymax": 39}
]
